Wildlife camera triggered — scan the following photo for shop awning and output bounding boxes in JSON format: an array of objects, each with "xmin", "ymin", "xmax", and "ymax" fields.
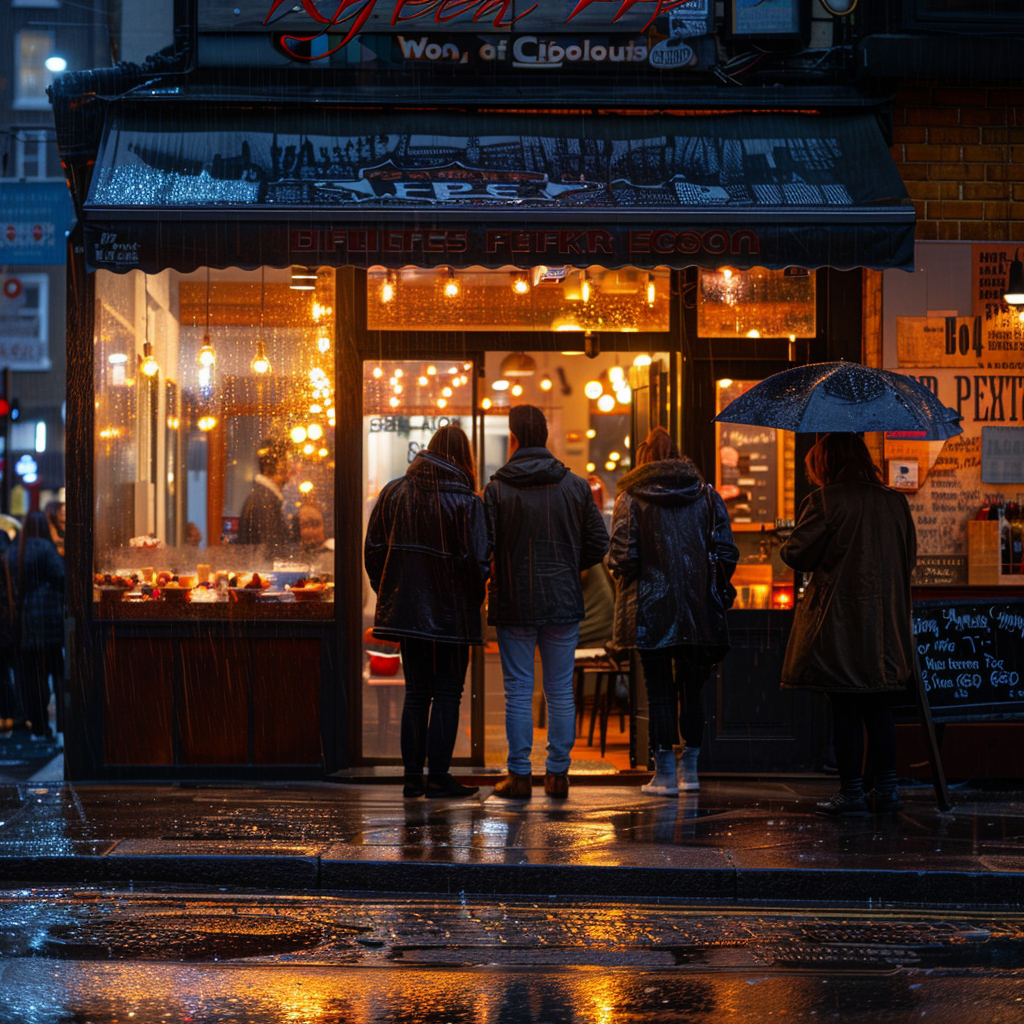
[{"xmin": 83, "ymin": 107, "xmax": 915, "ymax": 274}]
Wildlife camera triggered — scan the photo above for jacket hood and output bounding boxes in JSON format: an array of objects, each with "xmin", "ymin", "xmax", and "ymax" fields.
[
  {"xmin": 406, "ymin": 450, "xmax": 474, "ymax": 493},
  {"xmin": 617, "ymin": 458, "xmax": 705, "ymax": 505},
  {"xmin": 492, "ymin": 447, "xmax": 569, "ymax": 488}
]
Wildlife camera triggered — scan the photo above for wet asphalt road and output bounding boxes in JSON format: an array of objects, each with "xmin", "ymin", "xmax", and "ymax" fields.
[{"xmin": 1, "ymin": 891, "xmax": 1023, "ymax": 1023}]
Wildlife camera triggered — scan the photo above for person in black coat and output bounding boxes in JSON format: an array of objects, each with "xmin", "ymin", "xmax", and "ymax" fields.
[
  {"xmin": 10, "ymin": 512, "xmax": 65, "ymax": 741},
  {"xmin": 0, "ymin": 530, "xmax": 16, "ymax": 735},
  {"xmin": 484, "ymin": 405, "xmax": 609, "ymax": 801},
  {"xmin": 237, "ymin": 439, "xmax": 292, "ymax": 555},
  {"xmin": 365, "ymin": 425, "xmax": 489, "ymax": 799},
  {"xmin": 607, "ymin": 428, "xmax": 739, "ymax": 796}
]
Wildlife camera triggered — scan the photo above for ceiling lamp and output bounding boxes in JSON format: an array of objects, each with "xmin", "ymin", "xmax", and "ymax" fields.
[
  {"xmin": 499, "ymin": 351, "xmax": 537, "ymax": 377},
  {"xmin": 290, "ymin": 266, "xmax": 317, "ymax": 291},
  {"xmin": 1005, "ymin": 249, "xmax": 1024, "ymax": 306},
  {"xmin": 443, "ymin": 268, "xmax": 460, "ymax": 298},
  {"xmin": 511, "ymin": 272, "xmax": 530, "ymax": 295},
  {"xmin": 197, "ymin": 268, "xmax": 216, "ymax": 369}
]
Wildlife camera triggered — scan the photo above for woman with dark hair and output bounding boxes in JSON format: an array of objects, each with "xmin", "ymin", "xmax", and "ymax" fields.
[
  {"xmin": 781, "ymin": 432, "xmax": 917, "ymax": 816},
  {"xmin": 10, "ymin": 511, "xmax": 65, "ymax": 741},
  {"xmin": 365, "ymin": 424, "xmax": 489, "ymax": 798},
  {"xmin": 607, "ymin": 427, "xmax": 739, "ymax": 795}
]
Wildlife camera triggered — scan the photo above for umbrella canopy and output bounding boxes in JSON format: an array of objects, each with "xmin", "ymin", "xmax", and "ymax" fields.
[{"xmin": 714, "ymin": 362, "xmax": 962, "ymax": 440}]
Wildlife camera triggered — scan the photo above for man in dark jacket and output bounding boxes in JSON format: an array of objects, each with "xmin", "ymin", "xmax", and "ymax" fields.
[
  {"xmin": 484, "ymin": 405, "xmax": 609, "ymax": 800},
  {"xmin": 237, "ymin": 439, "xmax": 292, "ymax": 555}
]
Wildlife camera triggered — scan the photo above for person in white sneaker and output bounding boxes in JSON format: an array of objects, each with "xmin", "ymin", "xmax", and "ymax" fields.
[{"xmin": 607, "ymin": 428, "xmax": 738, "ymax": 796}]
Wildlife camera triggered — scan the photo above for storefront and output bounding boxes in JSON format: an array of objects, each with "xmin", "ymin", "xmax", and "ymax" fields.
[{"xmin": 52, "ymin": 5, "xmax": 920, "ymax": 780}]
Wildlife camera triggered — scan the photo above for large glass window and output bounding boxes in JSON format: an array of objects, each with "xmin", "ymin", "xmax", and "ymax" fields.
[
  {"xmin": 698, "ymin": 267, "xmax": 816, "ymax": 339},
  {"xmin": 93, "ymin": 267, "xmax": 335, "ymax": 614},
  {"xmin": 14, "ymin": 31, "xmax": 55, "ymax": 110}
]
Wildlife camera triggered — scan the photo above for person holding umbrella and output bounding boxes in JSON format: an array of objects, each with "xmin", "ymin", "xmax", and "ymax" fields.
[{"xmin": 780, "ymin": 433, "xmax": 917, "ymax": 816}]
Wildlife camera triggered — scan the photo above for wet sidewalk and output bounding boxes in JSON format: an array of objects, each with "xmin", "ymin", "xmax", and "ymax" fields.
[{"xmin": 2, "ymin": 776, "xmax": 1023, "ymax": 907}]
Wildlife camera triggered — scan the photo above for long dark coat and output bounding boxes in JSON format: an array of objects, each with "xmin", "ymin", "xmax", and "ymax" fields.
[
  {"xmin": 365, "ymin": 451, "xmax": 489, "ymax": 644},
  {"xmin": 606, "ymin": 459, "xmax": 739, "ymax": 652},
  {"xmin": 483, "ymin": 447, "xmax": 609, "ymax": 627},
  {"xmin": 780, "ymin": 474, "xmax": 917, "ymax": 694},
  {"xmin": 237, "ymin": 479, "xmax": 291, "ymax": 553},
  {"xmin": 11, "ymin": 537, "xmax": 65, "ymax": 651}
]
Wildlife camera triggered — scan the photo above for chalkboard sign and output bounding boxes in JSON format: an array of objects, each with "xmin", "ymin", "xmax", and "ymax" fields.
[{"xmin": 911, "ymin": 599, "xmax": 1024, "ymax": 722}]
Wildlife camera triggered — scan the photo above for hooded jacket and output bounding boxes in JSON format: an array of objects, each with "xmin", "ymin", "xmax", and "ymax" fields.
[
  {"xmin": 780, "ymin": 473, "xmax": 917, "ymax": 694},
  {"xmin": 365, "ymin": 451, "xmax": 489, "ymax": 644},
  {"xmin": 484, "ymin": 447, "xmax": 609, "ymax": 627},
  {"xmin": 606, "ymin": 458, "xmax": 739, "ymax": 652}
]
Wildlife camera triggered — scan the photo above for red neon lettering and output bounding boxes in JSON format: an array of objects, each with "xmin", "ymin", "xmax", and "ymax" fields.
[
  {"xmin": 291, "ymin": 230, "xmax": 317, "ymax": 251},
  {"xmin": 677, "ymin": 231, "xmax": 702, "ymax": 254},
  {"xmin": 650, "ymin": 231, "xmax": 676, "ymax": 255},
  {"xmin": 268, "ymin": 0, "xmax": 378, "ymax": 58},
  {"xmin": 702, "ymin": 230, "xmax": 729, "ymax": 255},
  {"xmin": 731, "ymin": 230, "xmax": 760, "ymax": 255},
  {"xmin": 588, "ymin": 230, "xmax": 614, "ymax": 254},
  {"xmin": 567, "ymin": 0, "xmax": 694, "ymax": 33},
  {"xmin": 487, "ymin": 230, "xmax": 511, "ymax": 253},
  {"xmin": 629, "ymin": 231, "xmax": 651, "ymax": 253}
]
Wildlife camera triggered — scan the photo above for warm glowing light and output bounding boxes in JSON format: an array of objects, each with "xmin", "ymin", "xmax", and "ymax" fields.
[
  {"xmin": 584, "ymin": 380, "xmax": 603, "ymax": 400},
  {"xmin": 482, "ymin": 397, "xmax": 492, "ymax": 410},
  {"xmin": 327, "ymin": 406, "xmax": 335, "ymax": 419},
  {"xmin": 310, "ymin": 404, "xmax": 323, "ymax": 415},
  {"xmin": 581, "ymin": 277, "xmax": 591, "ymax": 303},
  {"xmin": 463, "ymin": 362, "xmax": 472, "ymax": 370},
  {"xmin": 303, "ymin": 443, "xmax": 315, "ymax": 455},
  {"xmin": 492, "ymin": 379, "xmax": 510, "ymax": 391},
  {"xmin": 746, "ymin": 329, "xmax": 761, "ymax": 338},
  {"xmin": 291, "ymin": 427, "xmax": 308, "ymax": 444},
  {"xmin": 625, "ymin": 436, "xmax": 630, "ymax": 448},
  {"xmin": 633, "ymin": 354, "xmax": 652, "ymax": 367},
  {"xmin": 789, "ymin": 334, "xmax": 796, "ymax": 342},
  {"xmin": 394, "ymin": 368, "xmax": 403, "ymax": 378},
  {"xmin": 605, "ymin": 461, "xmax": 616, "ymax": 471},
  {"xmin": 459, "ymin": 375, "xmax": 469, "ymax": 386},
  {"xmin": 381, "ymin": 280, "xmax": 395, "ymax": 303},
  {"xmin": 647, "ymin": 276, "xmax": 657, "ymax": 306},
  {"xmin": 308, "ymin": 423, "xmax": 324, "ymax": 440},
  {"xmin": 251, "ymin": 338, "xmax": 271, "ymax": 375},
  {"xmin": 442, "ymin": 387, "xmax": 453, "ymax": 398},
  {"xmin": 108, "ymin": 353, "xmax": 128, "ymax": 365},
  {"xmin": 586, "ymin": 462, "xmax": 596, "ymax": 473},
  {"xmin": 312, "ymin": 301, "xmax": 326, "ymax": 320},
  {"xmin": 610, "ymin": 451, "xmax": 621, "ymax": 462},
  {"xmin": 609, "ymin": 366, "xmax": 625, "ymax": 387},
  {"xmin": 616, "ymin": 386, "xmax": 632, "ymax": 404},
  {"xmin": 597, "ymin": 394, "xmax": 616, "ymax": 413},
  {"xmin": 418, "ymin": 376, "xmax": 428, "ymax": 386},
  {"xmin": 539, "ymin": 375, "xmax": 553, "ymax": 391},
  {"xmin": 586, "ymin": 429, "xmax": 596, "ymax": 439},
  {"xmin": 198, "ymin": 415, "xmax": 217, "ymax": 432},
  {"xmin": 319, "ymin": 448, "xmax": 328, "ymax": 457},
  {"xmin": 318, "ymin": 336, "xmax": 331, "ymax": 353},
  {"xmin": 389, "ymin": 397, "xmax": 400, "ymax": 409},
  {"xmin": 718, "ymin": 378, "xmax": 733, "ymax": 389},
  {"xmin": 437, "ymin": 398, "xmax": 448, "ymax": 409},
  {"xmin": 393, "ymin": 384, "xmax": 403, "ymax": 395},
  {"xmin": 389, "ymin": 377, "xmax": 398, "ymax": 387},
  {"xmin": 299, "ymin": 480, "xmax": 314, "ymax": 494},
  {"xmin": 512, "ymin": 273, "xmax": 530, "ymax": 295},
  {"xmin": 722, "ymin": 268, "xmax": 733, "ymax": 280},
  {"xmin": 448, "ymin": 366, "xmax": 459, "ymax": 375},
  {"xmin": 140, "ymin": 343, "xmax": 159, "ymax": 377},
  {"xmin": 511, "ymin": 383, "xmax": 524, "ymax": 397},
  {"xmin": 444, "ymin": 273, "xmax": 460, "ymax": 298},
  {"xmin": 197, "ymin": 334, "xmax": 216, "ymax": 369},
  {"xmin": 373, "ymin": 366, "xmax": 384, "ymax": 379},
  {"xmin": 427, "ymin": 365, "xmax": 437, "ymax": 375}
]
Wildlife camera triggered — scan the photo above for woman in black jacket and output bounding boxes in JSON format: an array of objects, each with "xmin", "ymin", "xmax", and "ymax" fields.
[
  {"xmin": 365, "ymin": 425, "xmax": 489, "ymax": 798},
  {"xmin": 11, "ymin": 512, "xmax": 65, "ymax": 741},
  {"xmin": 607, "ymin": 428, "xmax": 738, "ymax": 795}
]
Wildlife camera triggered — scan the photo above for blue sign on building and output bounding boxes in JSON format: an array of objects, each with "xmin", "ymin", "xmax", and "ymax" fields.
[{"xmin": 0, "ymin": 182, "xmax": 75, "ymax": 267}]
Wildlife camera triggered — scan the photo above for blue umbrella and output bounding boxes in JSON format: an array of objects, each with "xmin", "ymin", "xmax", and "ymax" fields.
[{"xmin": 714, "ymin": 362, "xmax": 962, "ymax": 440}]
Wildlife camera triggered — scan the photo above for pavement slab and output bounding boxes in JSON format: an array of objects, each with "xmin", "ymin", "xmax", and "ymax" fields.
[{"xmin": 0, "ymin": 779, "xmax": 1023, "ymax": 905}]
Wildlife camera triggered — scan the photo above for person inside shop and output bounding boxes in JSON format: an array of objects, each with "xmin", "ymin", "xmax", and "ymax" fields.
[
  {"xmin": 44, "ymin": 501, "xmax": 65, "ymax": 559},
  {"xmin": 364, "ymin": 424, "xmax": 489, "ymax": 800},
  {"xmin": 297, "ymin": 499, "xmax": 335, "ymax": 575},
  {"xmin": 780, "ymin": 432, "xmax": 917, "ymax": 817},
  {"xmin": 606, "ymin": 427, "xmax": 738, "ymax": 796},
  {"xmin": 237, "ymin": 439, "xmax": 293, "ymax": 555},
  {"xmin": 9, "ymin": 511, "xmax": 65, "ymax": 743},
  {"xmin": 484, "ymin": 405, "xmax": 609, "ymax": 801}
]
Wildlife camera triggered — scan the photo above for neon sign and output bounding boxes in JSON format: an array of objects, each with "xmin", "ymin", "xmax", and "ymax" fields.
[{"xmin": 263, "ymin": 0, "xmax": 702, "ymax": 59}]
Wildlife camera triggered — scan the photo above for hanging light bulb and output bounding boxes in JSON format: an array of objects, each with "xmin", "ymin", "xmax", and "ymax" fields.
[
  {"xmin": 308, "ymin": 423, "xmax": 324, "ymax": 441},
  {"xmin": 389, "ymin": 397, "xmax": 400, "ymax": 409},
  {"xmin": 584, "ymin": 380, "xmax": 603, "ymax": 400},
  {"xmin": 481, "ymin": 397, "xmax": 492, "ymax": 410},
  {"xmin": 442, "ymin": 386, "xmax": 453, "ymax": 398},
  {"xmin": 539, "ymin": 374, "xmax": 553, "ymax": 392},
  {"xmin": 511, "ymin": 383, "xmax": 524, "ymax": 397},
  {"xmin": 197, "ymin": 334, "xmax": 216, "ymax": 370},
  {"xmin": 646, "ymin": 274, "xmax": 657, "ymax": 306},
  {"xmin": 511, "ymin": 272, "xmax": 530, "ymax": 295},
  {"xmin": 140, "ymin": 341, "xmax": 159, "ymax": 378},
  {"xmin": 581, "ymin": 270, "xmax": 591, "ymax": 304},
  {"xmin": 443, "ymin": 268, "xmax": 460, "ymax": 298},
  {"xmin": 381, "ymin": 271, "xmax": 397, "ymax": 303},
  {"xmin": 597, "ymin": 394, "xmax": 616, "ymax": 413},
  {"xmin": 291, "ymin": 426, "xmax": 308, "ymax": 444},
  {"xmin": 437, "ymin": 397, "xmax": 448, "ymax": 409},
  {"xmin": 427, "ymin": 365, "xmax": 437, "ymax": 375},
  {"xmin": 373, "ymin": 366, "xmax": 384, "ymax": 379},
  {"xmin": 299, "ymin": 480, "xmax": 315, "ymax": 494},
  {"xmin": 417, "ymin": 375, "xmax": 428, "ymax": 386},
  {"xmin": 252, "ymin": 268, "xmax": 271, "ymax": 374},
  {"xmin": 1005, "ymin": 249, "xmax": 1024, "ymax": 305}
]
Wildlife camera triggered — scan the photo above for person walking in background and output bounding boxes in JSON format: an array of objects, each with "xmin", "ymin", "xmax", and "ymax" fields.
[
  {"xmin": 44, "ymin": 501, "xmax": 65, "ymax": 559},
  {"xmin": 607, "ymin": 427, "xmax": 738, "ymax": 796},
  {"xmin": 780, "ymin": 432, "xmax": 917, "ymax": 817},
  {"xmin": 365, "ymin": 425, "xmax": 489, "ymax": 799},
  {"xmin": 238, "ymin": 439, "xmax": 293, "ymax": 555},
  {"xmin": 10, "ymin": 512, "xmax": 65, "ymax": 742},
  {"xmin": 485, "ymin": 405, "xmax": 609, "ymax": 801}
]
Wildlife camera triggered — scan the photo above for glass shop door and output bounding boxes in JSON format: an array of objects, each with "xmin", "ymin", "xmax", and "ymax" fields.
[{"xmin": 360, "ymin": 357, "xmax": 484, "ymax": 764}]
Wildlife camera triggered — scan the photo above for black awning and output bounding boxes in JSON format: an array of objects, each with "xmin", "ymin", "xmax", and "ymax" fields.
[{"xmin": 83, "ymin": 107, "xmax": 915, "ymax": 274}]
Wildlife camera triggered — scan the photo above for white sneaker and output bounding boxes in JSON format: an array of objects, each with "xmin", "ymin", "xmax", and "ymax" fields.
[{"xmin": 641, "ymin": 777, "xmax": 679, "ymax": 796}]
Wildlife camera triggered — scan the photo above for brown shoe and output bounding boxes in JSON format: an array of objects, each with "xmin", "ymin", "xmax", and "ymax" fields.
[
  {"xmin": 544, "ymin": 771, "xmax": 569, "ymax": 799},
  {"xmin": 493, "ymin": 772, "xmax": 532, "ymax": 799}
]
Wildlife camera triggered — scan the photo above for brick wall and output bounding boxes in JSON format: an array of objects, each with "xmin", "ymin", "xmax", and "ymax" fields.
[{"xmin": 891, "ymin": 85, "xmax": 1024, "ymax": 242}]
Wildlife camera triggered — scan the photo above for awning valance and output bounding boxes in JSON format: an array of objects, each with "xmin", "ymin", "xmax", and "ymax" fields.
[{"xmin": 84, "ymin": 107, "xmax": 915, "ymax": 274}]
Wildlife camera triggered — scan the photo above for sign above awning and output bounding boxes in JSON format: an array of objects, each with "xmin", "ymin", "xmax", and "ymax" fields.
[{"xmin": 84, "ymin": 107, "xmax": 915, "ymax": 274}]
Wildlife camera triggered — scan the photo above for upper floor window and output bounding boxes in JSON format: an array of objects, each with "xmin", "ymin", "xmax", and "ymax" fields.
[
  {"xmin": 14, "ymin": 31, "xmax": 56, "ymax": 110},
  {"xmin": 15, "ymin": 130, "xmax": 50, "ymax": 180}
]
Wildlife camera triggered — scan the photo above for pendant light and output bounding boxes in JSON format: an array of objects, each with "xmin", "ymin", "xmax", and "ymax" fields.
[
  {"xmin": 252, "ymin": 267, "xmax": 271, "ymax": 375},
  {"xmin": 140, "ymin": 275, "xmax": 159, "ymax": 378},
  {"xmin": 198, "ymin": 267, "xmax": 216, "ymax": 369},
  {"xmin": 1004, "ymin": 249, "xmax": 1024, "ymax": 306}
]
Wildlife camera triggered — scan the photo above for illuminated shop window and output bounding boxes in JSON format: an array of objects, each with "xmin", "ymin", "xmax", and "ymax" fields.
[{"xmin": 697, "ymin": 267, "xmax": 816, "ymax": 339}]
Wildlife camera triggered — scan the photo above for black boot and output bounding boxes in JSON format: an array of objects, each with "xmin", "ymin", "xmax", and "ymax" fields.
[
  {"xmin": 870, "ymin": 770, "xmax": 903, "ymax": 813},
  {"xmin": 425, "ymin": 773, "xmax": 479, "ymax": 799},
  {"xmin": 403, "ymin": 773, "xmax": 425, "ymax": 798},
  {"xmin": 817, "ymin": 777, "xmax": 869, "ymax": 817}
]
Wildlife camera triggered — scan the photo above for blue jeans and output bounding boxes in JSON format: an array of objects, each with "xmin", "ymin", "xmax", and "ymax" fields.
[{"xmin": 497, "ymin": 623, "xmax": 579, "ymax": 775}]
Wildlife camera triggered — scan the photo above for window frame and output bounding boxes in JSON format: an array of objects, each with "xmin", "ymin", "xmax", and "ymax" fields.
[
  {"xmin": 14, "ymin": 129, "xmax": 51, "ymax": 180},
  {"xmin": 13, "ymin": 29, "xmax": 56, "ymax": 111}
]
